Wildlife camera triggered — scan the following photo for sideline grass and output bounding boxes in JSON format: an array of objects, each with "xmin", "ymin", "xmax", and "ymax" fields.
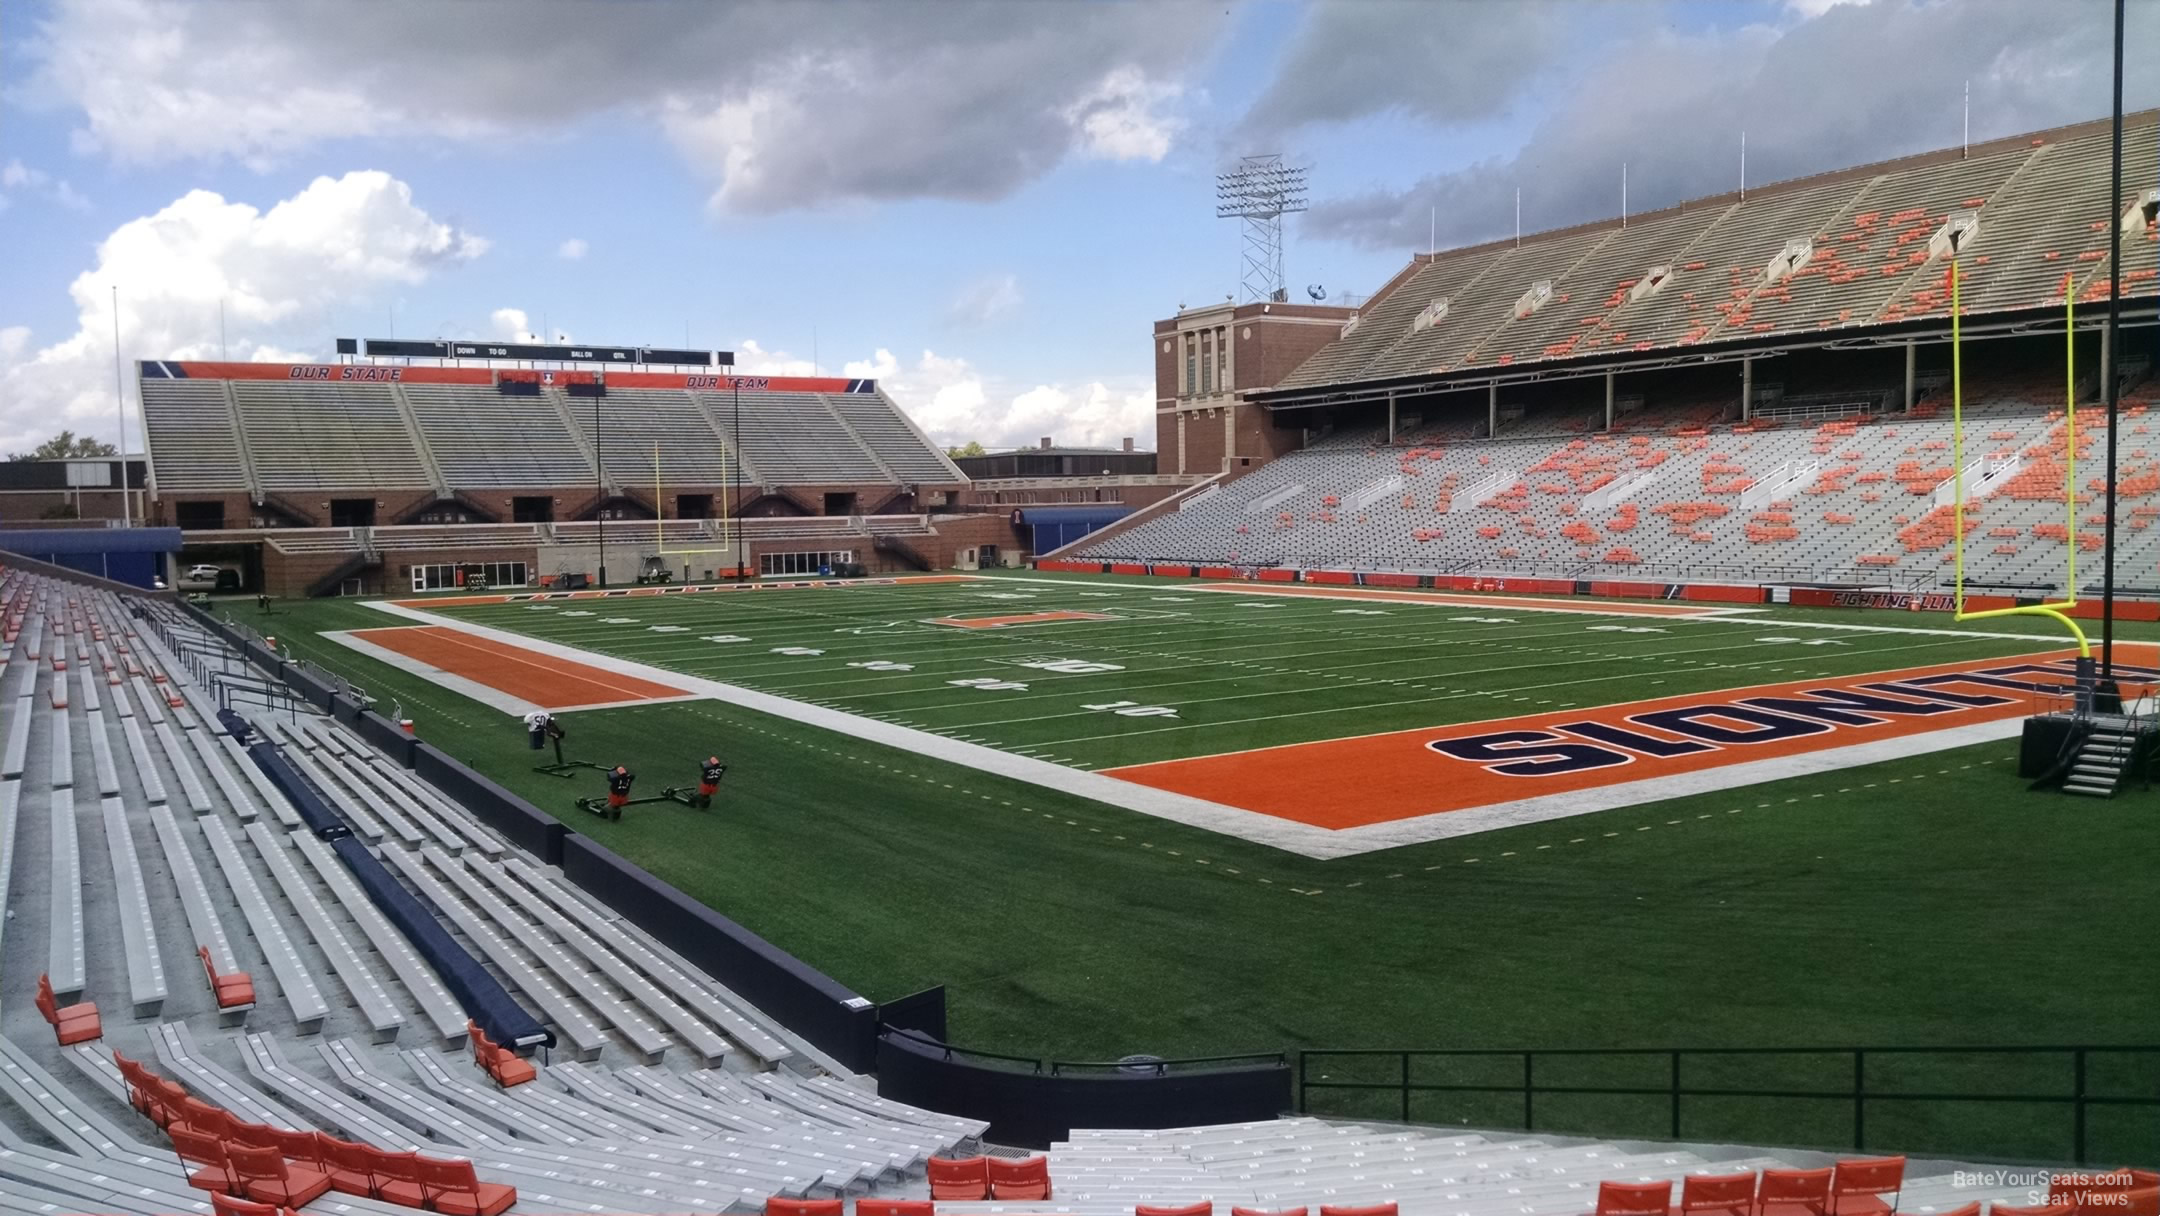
[{"xmin": 252, "ymin": 589, "xmax": 2159, "ymax": 1162}]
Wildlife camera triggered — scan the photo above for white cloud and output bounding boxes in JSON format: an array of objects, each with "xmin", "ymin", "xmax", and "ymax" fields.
[
  {"xmin": 1785, "ymin": 0, "xmax": 1870, "ymax": 16},
  {"xmin": 0, "ymin": 158, "xmax": 92, "ymax": 211},
  {"xmin": 557, "ymin": 237, "xmax": 587, "ymax": 260},
  {"xmin": 23, "ymin": 0, "xmax": 1223, "ymax": 213},
  {"xmin": 946, "ymin": 274, "xmax": 1023, "ymax": 327},
  {"xmin": 0, "ymin": 170, "xmax": 485, "ymax": 454},
  {"xmin": 491, "ymin": 307, "xmax": 533, "ymax": 341},
  {"xmin": 733, "ymin": 338, "xmax": 821, "ymax": 377},
  {"xmin": 1063, "ymin": 67, "xmax": 1183, "ymax": 162},
  {"xmin": 837, "ymin": 346, "xmax": 1149, "ymax": 451}
]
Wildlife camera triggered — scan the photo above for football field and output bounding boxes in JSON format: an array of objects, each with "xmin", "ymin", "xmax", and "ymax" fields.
[{"xmin": 329, "ymin": 572, "xmax": 2140, "ymax": 854}]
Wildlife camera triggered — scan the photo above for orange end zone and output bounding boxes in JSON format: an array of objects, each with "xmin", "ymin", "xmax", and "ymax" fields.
[
  {"xmin": 392, "ymin": 574, "xmax": 979, "ymax": 610},
  {"xmin": 1104, "ymin": 649, "xmax": 2156, "ymax": 830},
  {"xmin": 1186, "ymin": 583, "xmax": 1734, "ymax": 617},
  {"xmin": 926, "ymin": 610, "xmax": 1119, "ymax": 630},
  {"xmin": 348, "ymin": 626, "xmax": 689, "ymax": 709}
]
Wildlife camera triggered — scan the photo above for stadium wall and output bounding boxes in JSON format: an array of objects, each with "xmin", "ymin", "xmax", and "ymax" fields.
[
  {"xmin": 876, "ymin": 1030, "xmax": 1294, "ymax": 1149},
  {"xmin": 1034, "ymin": 559, "xmax": 2160, "ymax": 619}
]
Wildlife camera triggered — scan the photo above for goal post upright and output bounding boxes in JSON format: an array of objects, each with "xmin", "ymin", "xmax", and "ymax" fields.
[{"xmin": 1949, "ymin": 259, "xmax": 2092, "ymax": 660}]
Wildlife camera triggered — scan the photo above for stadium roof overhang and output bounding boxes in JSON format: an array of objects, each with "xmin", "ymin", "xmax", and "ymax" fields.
[{"xmin": 1249, "ymin": 303, "xmax": 2158, "ymax": 413}]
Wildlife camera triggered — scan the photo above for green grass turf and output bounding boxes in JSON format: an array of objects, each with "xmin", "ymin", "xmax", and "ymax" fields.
[
  {"xmin": 406, "ymin": 573, "xmax": 2136, "ymax": 770},
  {"xmin": 245, "ymin": 582, "xmax": 2160, "ymax": 1162}
]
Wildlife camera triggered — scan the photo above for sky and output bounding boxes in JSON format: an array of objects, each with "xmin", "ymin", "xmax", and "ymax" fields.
[{"xmin": 0, "ymin": 0, "xmax": 2153, "ymax": 458}]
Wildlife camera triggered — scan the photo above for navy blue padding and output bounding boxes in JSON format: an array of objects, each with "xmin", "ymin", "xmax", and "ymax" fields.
[
  {"xmin": 217, "ymin": 708, "xmax": 251, "ymax": 740},
  {"xmin": 246, "ymin": 739, "xmax": 345, "ymax": 835},
  {"xmin": 329, "ymin": 836, "xmax": 551, "ymax": 1049},
  {"xmin": 234, "ymin": 719, "xmax": 551, "ymax": 1049}
]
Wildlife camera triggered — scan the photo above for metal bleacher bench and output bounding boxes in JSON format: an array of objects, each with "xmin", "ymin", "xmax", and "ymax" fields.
[
  {"xmin": 463, "ymin": 855, "xmax": 729, "ymax": 1065},
  {"xmin": 246, "ymin": 820, "xmax": 408, "ymax": 1043},
  {"xmin": 379, "ymin": 843, "xmax": 610, "ymax": 1061},
  {"xmin": 501, "ymin": 856, "xmax": 794, "ymax": 1066},
  {"xmin": 421, "ymin": 843, "xmax": 669, "ymax": 1062},
  {"xmin": 290, "ymin": 831, "xmax": 467, "ymax": 1047},
  {"xmin": 146, "ymin": 804, "xmax": 246, "ymax": 1023},
  {"xmin": 99, "ymin": 794, "xmax": 169, "ymax": 1016},
  {"xmin": 200, "ymin": 814, "xmax": 329, "ymax": 1033}
]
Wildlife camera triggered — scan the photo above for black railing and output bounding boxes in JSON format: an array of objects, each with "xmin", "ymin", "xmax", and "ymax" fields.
[
  {"xmin": 881, "ymin": 1025, "xmax": 1286, "ymax": 1077},
  {"xmin": 1300, "ymin": 1046, "xmax": 2160, "ymax": 1166}
]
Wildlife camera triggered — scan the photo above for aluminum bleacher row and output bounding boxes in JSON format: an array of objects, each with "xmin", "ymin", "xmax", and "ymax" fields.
[
  {"xmin": 137, "ymin": 375, "xmax": 966, "ymax": 499},
  {"xmin": 0, "ymin": 565, "xmax": 992, "ymax": 1215},
  {"xmin": 1273, "ymin": 114, "xmax": 2156, "ymax": 392},
  {"xmin": 1079, "ymin": 373, "xmax": 2160, "ymax": 590}
]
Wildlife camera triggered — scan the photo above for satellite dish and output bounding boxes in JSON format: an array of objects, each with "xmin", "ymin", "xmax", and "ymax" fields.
[{"xmin": 1306, "ymin": 284, "xmax": 1327, "ymax": 301}]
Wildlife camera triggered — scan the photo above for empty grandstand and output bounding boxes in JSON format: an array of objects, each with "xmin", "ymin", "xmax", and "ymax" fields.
[
  {"xmin": 134, "ymin": 362, "xmax": 1012, "ymax": 595},
  {"xmin": 1085, "ymin": 112, "xmax": 2159, "ymax": 594}
]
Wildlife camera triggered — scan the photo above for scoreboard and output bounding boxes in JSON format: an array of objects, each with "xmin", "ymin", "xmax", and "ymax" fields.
[{"xmin": 353, "ymin": 339, "xmax": 731, "ymax": 366}]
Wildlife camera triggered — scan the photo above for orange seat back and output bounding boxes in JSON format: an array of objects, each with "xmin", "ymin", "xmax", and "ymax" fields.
[
  {"xmin": 417, "ymin": 1155, "xmax": 484, "ymax": 1201},
  {"xmin": 989, "ymin": 1155, "xmax": 1053, "ymax": 1201},
  {"xmin": 1681, "ymin": 1172, "xmax": 1759, "ymax": 1216},
  {"xmin": 1139, "ymin": 1204, "xmax": 1214, "ymax": 1216},
  {"xmin": 1596, "ymin": 1181, "xmax": 1673, "ymax": 1216},
  {"xmin": 34, "ymin": 974, "xmax": 59, "ymax": 1024},
  {"xmin": 1832, "ymin": 1156, "xmax": 1905, "ymax": 1206},
  {"xmin": 1761, "ymin": 1169, "xmax": 1836, "ymax": 1212},
  {"xmin": 856, "ymin": 1202, "xmax": 935, "ymax": 1216},
  {"xmin": 2111, "ymin": 1189, "xmax": 2159, "ymax": 1216},
  {"xmin": 225, "ymin": 1142, "xmax": 289, "ymax": 1185},
  {"xmin": 765, "ymin": 1200, "xmax": 845, "ymax": 1216},
  {"xmin": 1232, "ymin": 1209, "xmax": 1308, "ymax": 1216},
  {"xmin": 167, "ymin": 1125, "xmax": 227, "ymax": 1171},
  {"xmin": 1991, "ymin": 1205, "xmax": 2073, "ymax": 1216},
  {"xmin": 928, "ymin": 1155, "xmax": 991, "ymax": 1201}
]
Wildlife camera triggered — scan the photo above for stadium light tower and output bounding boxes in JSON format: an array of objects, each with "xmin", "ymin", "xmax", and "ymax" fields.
[{"xmin": 1216, "ymin": 155, "xmax": 1308, "ymax": 304}]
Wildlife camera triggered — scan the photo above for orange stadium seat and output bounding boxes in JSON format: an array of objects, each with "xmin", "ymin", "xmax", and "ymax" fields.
[
  {"xmin": 1759, "ymin": 1168, "xmax": 1836, "ymax": 1216},
  {"xmin": 1828, "ymin": 1156, "xmax": 1905, "ymax": 1216},
  {"xmin": 34, "ymin": 973, "xmax": 100, "ymax": 1045},
  {"xmin": 989, "ymin": 1155, "xmax": 1054, "ymax": 1200},
  {"xmin": 1594, "ymin": 1181, "xmax": 1673, "ymax": 1216},
  {"xmin": 929, "ymin": 1156, "xmax": 992, "ymax": 1201},
  {"xmin": 1680, "ymin": 1173, "xmax": 1759, "ymax": 1216}
]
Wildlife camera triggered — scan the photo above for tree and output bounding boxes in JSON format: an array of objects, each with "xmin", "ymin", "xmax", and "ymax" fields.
[
  {"xmin": 945, "ymin": 441, "xmax": 987, "ymax": 458},
  {"xmin": 8, "ymin": 431, "xmax": 119, "ymax": 461}
]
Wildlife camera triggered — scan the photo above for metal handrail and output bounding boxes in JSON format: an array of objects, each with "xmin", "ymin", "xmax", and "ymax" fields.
[
  {"xmin": 879, "ymin": 1025, "xmax": 1286, "ymax": 1077},
  {"xmin": 1299, "ymin": 1045, "xmax": 2160, "ymax": 1165}
]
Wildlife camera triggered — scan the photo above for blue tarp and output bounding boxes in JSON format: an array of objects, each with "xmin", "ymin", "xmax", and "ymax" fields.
[
  {"xmin": 1016, "ymin": 505, "xmax": 1129, "ymax": 554},
  {"xmin": 0, "ymin": 527, "xmax": 178, "ymax": 591},
  {"xmin": 238, "ymin": 716, "xmax": 551, "ymax": 1049}
]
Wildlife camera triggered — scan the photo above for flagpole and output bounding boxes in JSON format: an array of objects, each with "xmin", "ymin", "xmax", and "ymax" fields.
[{"xmin": 112, "ymin": 285, "xmax": 132, "ymax": 527}]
